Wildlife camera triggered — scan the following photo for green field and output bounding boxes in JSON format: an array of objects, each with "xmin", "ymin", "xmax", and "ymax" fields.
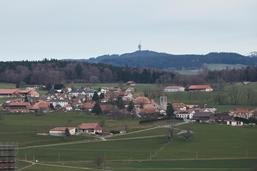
[
  {"xmin": 0, "ymin": 112, "xmax": 162, "ymax": 147},
  {"xmin": 17, "ymin": 123, "xmax": 257, "ymax": 161},
  {"xmin": 1, "ymin": 112, "xmax": 256, "ymax": 170},
  {"xmin": 1, "ymin": 82, "xmax": 257, "ymax": 170},
  {"xmin": 0, "ymin": 82, "xmax": 16, "ymax": 88},
  {"xmin": 164, "ymin": 82, "xmax": 257, "ymax": 112}
]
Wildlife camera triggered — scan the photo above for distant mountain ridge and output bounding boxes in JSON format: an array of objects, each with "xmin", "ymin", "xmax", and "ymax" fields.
[{"xmin": 86, "ymin": 50, "xmax": 257, "ymax": 70}]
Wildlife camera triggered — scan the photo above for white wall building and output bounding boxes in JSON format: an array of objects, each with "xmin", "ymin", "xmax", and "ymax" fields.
[
  {"xmin": 226, "ymin": 120, "xmax": 243, "ymax": 126},
  {"xmin": 49, "ymin": 127, "xmax": 77, "ymax": 136},
  {"xmin": 175, "ymin": 111, "xmax": 195, "ymax": 120},
  {"xmin": 163, "ymin": 86, "xmax": 185, "ymax": 93}
]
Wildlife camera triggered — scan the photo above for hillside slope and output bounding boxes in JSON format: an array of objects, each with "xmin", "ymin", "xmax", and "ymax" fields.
[{"xmin": 87, "ymin": 50, "xmax": 257, "ymax": 70}]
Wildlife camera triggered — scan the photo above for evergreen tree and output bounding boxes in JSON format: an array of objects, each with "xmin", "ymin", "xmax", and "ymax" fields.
[
  {"xmin": 127, "ymin": 101, "xmax": 134, "ymax": 112},
  {"xmin": 92, "ymin": 102, "xmax": 102, "ymax": 115},
  {"xmin": 92, "ymin": 91, "xmax": 100, "ymax": 102},
  {"xmin": 64, "ymin": 128, "xmax": 71, "ymax": 137},
  {"xmin": 99, "ymin": 93, "xmax": 105, "ymax": 100},
  {"xmin": 75, "ymin": 63, "xmax": 82, "ymax": 78},
  {"xmin": 116, "ymin": 96, "xmax": 124, "ymax": 109},
  {"xmin": 166, "ymin": 103, "xmax": 175, "ymax": 119}
]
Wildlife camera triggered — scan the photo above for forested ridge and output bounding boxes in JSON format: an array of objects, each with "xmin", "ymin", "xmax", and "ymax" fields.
[
  {"xmin": 1, "ymin": 59, "xmax": 257, "ymax": 86},
  {"xmin": 0, "ymin": 59, "xmax": 175, "ymax": 85},
  {"xmin": 87, "ymin": 50, "xmax": 257, "ymax": 70}
]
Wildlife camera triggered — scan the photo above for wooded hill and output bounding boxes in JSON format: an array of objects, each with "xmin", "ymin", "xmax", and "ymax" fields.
[
  {"xmin": 87, "ymin": 50, "xmax": 257, "ymax": 70},
  {"xmin": 0, "ymin": 59, "xmax": 175, "ymax": 85},
  {"xmin": 1, "ymin": 59, "xmax": 257, "ymax": 86}
]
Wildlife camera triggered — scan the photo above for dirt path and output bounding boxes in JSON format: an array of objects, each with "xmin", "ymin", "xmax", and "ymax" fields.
[{"xmin": 18, "ymin": 160, "xmax": 97, "ymax": 171}]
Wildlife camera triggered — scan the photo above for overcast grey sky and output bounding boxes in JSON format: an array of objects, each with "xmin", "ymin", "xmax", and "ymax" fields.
[{"xmin": 0, "ymin": 0, "xmax": 256, "ymax": 61}]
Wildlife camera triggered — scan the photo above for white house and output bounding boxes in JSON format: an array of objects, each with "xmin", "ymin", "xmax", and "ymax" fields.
[
  {"xmin": 163, "ymin": 86, "xmax": 185, "ymax": 93},
  {"xmin": 51, "ymin": 101, "xmax": 69, "ymax": 109},
  {"xmin": 226, "ymin": 120, "xmax": 244, "ymax": 126},
  {"xmin": 122, "ymin": 92, "xmax": 133, "ymax": 101},
  {"xmin": 49, "ymin": 127, "xmax": 77, "ymax": 136},
  {"xmin": 175, "ymin": 111, "xmax": 195, "ymax": 120},
  {"xmin": 100, "ymin": 88, "xmax": 108, "ymax": 94}
]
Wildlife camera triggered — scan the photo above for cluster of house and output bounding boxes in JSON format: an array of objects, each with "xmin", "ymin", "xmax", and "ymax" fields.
[
  {"xmin": 0, "ymin": 82, "xmax": 165, "ymax": 118},
  {"xmin": 49, "ymin": 122, "xmax": 103, "ymax": 136},
  {"xmin": 173, "ymin": 103, "xmax": 257, "ymax": 126},
  {"xmin": 163, "ymin": 84, "xmax": 213, "ymax": 92},
  {"xmin": 0, "ymin": 88, "xmax": 40, "ymax": 97}
]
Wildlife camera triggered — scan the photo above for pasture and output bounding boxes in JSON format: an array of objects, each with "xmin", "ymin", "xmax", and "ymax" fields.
[
  {"xmin": 0, "ymin": 112, "xmax": 255, "ymax": 170},
  {"xmin": 0, "ymin": 112, "xmax": 163, "ymax": 147}
]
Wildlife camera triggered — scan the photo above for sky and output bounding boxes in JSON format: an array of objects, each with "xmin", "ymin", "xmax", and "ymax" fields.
[{"xmin": 0, "ymin": 0, "xmax": 256, "ymax": 61}]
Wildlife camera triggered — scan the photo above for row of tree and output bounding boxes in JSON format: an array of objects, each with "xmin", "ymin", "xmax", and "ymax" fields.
[
  {"xmin": 1, "ymin": 60, "xmax": 257, "ymax": 86},
  {"xmin": 0, "ymin": 60, "xmax": 175, "ymax": 85}
]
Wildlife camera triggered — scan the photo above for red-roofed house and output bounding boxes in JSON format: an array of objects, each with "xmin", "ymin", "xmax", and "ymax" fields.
[
  {"xmin": 78, "ymin": 123, "xmax": 103, "ymax": 134},
  {"xmin": 0, "ymin": 89, "xmax": 18, "ymax": 97},
  {"xmin": 188, "ymin": 85, "xmax": 213, "ymax": 92},
  {"xmin": 0, "ymin": 88, "xmax": 40, "ymax": 97},
  {"xmin": 229, "ymin": 108, "xmax": 253, "ymax": 119},
  {"xmin": 30, "ymin": 100, "xmax": 50, "ymax": 112},
  {"xmin": 3, "ymin": 101, "xmax": 31, "ymax": 113}
]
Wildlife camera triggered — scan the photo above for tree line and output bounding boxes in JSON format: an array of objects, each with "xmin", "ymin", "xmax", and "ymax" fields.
[
  {"xmin": 1, "ymin": 59, "xmax": 257, "ymax": 86},
  {"xmin": 0, "ymin": 59, "xmax": 175, "ymax": 86}
]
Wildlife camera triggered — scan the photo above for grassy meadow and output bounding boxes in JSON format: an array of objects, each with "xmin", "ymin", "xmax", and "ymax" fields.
[
  {"xmin": 1, "ymin": 112, "xmax": 256, "ymax": 171},
  {"xmin": 1, "ymin": 82, "xmax": 257, "ymax": 170},
  {"xmin": 13, "ymin": 117, "xmax": 257, "ymax": 171},
  {"xmin": 0, "ymin": 112, "xmax": 162, "ymax": 147}
]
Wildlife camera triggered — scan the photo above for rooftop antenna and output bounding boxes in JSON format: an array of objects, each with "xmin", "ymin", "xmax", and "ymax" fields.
[{"xmin": 138, "ymin": 42, "xmax": 142, "ymax": 51}]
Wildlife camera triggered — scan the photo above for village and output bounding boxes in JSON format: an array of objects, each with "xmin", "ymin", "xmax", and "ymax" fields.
[{"xmin": 0, "ymin": 82, "xmax": 256, "ymax": 137}]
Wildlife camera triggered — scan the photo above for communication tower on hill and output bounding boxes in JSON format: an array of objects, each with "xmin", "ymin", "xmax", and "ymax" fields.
[{"xmin": 138, "ymin": 42, "xmax": 142, "ymax": 51}]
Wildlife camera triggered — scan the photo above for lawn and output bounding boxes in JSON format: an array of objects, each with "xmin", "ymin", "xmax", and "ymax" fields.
[
  {"xmin": 15, "ymin": 123, "xmax": 257, "ymax": 170},
  {"xmin": 165, "ymin": 82, "xmax": 257, "ymax": 112},
  {"xmin": 0, "ymin": 82, "xmax": 16, "ymax": 88},
  {"xmin": 0, "ymin": 112, "xmax": 155, "ymax": 147},
  {"xmin": 0, "ymin": 112, "xmax": 256, "ymax": 170},
  {"xmin": 18, "ymin": 159, "xmax": 257, "ymax": 171}
]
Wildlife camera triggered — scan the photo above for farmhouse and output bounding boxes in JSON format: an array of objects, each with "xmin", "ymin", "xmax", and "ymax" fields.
[
  {"xmin": 17, "ymin": 89, "xmax": 40, "ymax": 97},
  {"xmin": 188, "ymin": 85, "xmax": 213, "ymax": 92},
  {"xmin": 78, "ymin": 123, "xmax": 103, "ymax": 134},
  {"xmin": 0, "ymin": 89, "xmax": 40, "ymax": 97},
  {"xmin": 30, "ymin": 100, "xmax": 50, "ymax": 112},
  {"xmin": 229, "ymin": 108, "xmax": 253, "ymax": 119},
  {"xmin": 163, "ymin": 86, "xmax": 185, "ymax": 92},
  {"xmin": 49, "ymin": 127, "xmax": 77, "ymax": 136},
  {"xmin": 0, "ymin": 89, "xmax": 18, "ymax": 97},
  {"xmin": 3, "ymin": 101, "xmax": 31, "ymax": 113}
]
